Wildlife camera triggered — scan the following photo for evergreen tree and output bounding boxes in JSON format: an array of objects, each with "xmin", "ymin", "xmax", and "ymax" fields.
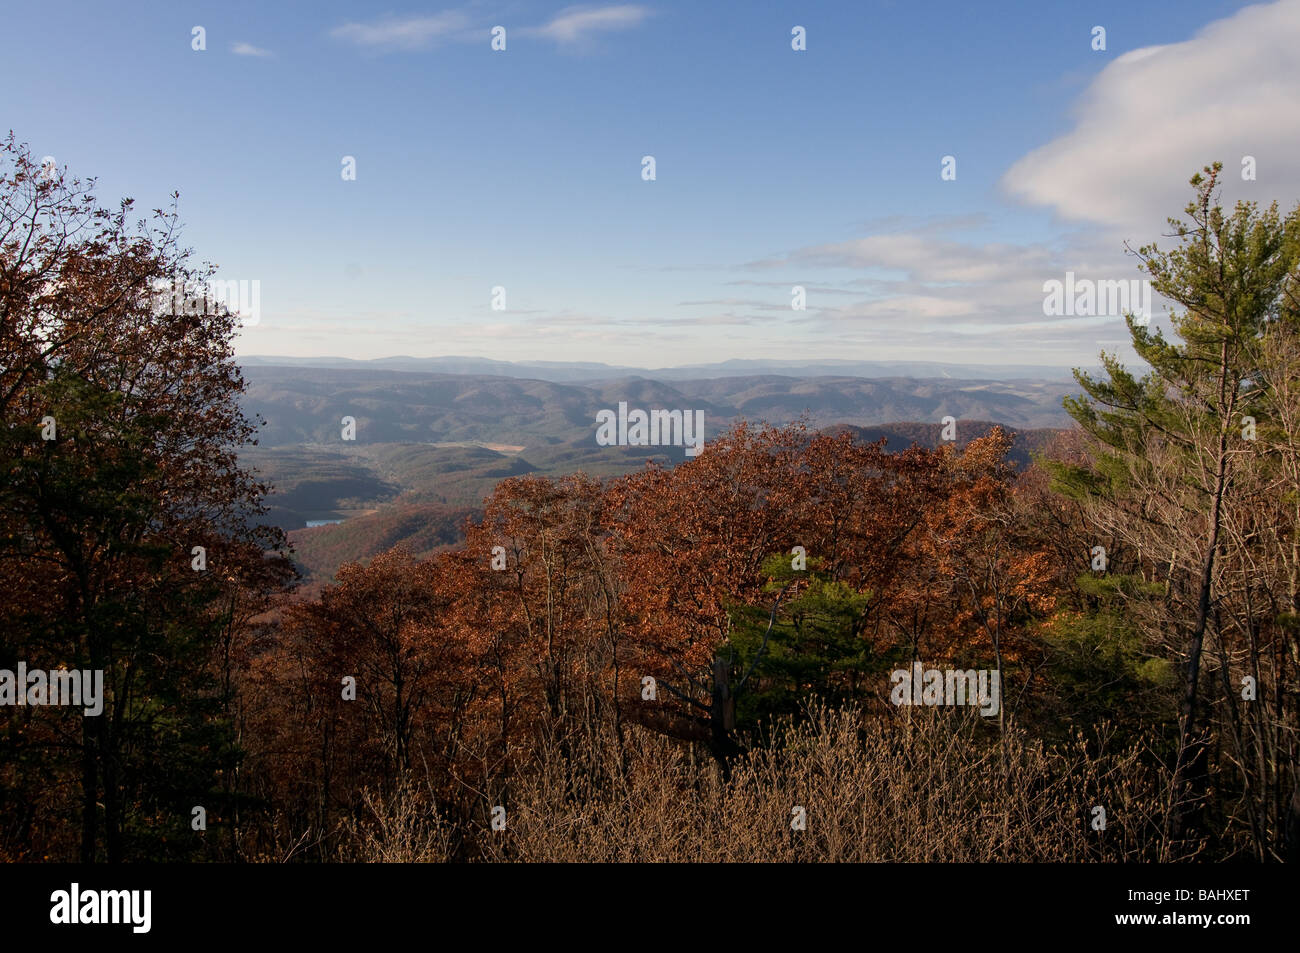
[{"xmin": 1052, "ymin": 162, "xmax": 1299, "ymax": 847}]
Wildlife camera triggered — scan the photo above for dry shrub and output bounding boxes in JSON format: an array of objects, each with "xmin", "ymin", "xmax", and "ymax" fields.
[
  {"xmin": 339, "ymin": 703, "xmax": 1184, "ymax": 862},
  {"xmin": 338, "ymin": 782, "xmax": 455, "ymax": 863}
]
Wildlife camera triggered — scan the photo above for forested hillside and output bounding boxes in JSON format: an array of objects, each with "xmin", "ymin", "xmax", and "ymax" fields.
[
  {"xmin": 246, "ymin": 419, "xmax": 1059, "ymax": 583},
  {"xmin": 240, "ymin": 365, "xmax": 1073, "ymax": 447}
]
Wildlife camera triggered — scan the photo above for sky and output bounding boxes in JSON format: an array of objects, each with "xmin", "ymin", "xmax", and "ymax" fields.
[{"xmin": 4, "ymin": 0, "xmax": 1299, "ymax": 369}]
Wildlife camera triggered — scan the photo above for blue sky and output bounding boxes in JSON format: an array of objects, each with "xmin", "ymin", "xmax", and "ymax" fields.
[{"xmin": 5, "ymin": 0, "xmax": 1298, "ymax": 368}]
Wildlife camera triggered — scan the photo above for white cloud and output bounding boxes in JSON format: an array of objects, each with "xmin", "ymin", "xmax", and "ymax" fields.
[
  {"xmin": 330, "ymin": 12, "xmax": 470, "ymax": 50},
  {"xmin": 1002, "ymin": 0, "xmax": 1300, "ymax": 234},
  {"xmin": 232, "ymin": 42, "xmax": 272, "ymax": 57},
  {"xmin": 524, "ymin": 5, "xmax": 650, "ymax": 43}
]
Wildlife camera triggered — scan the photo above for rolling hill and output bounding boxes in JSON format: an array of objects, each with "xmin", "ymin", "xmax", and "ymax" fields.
[{"xmin": 239, "ymin": 362, "xmax": 1078, "ymax": 583}]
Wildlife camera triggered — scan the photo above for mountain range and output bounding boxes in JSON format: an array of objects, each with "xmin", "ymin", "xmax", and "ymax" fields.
[
  {"xmin": 239, "ymin": 354, "xmax": 1086, "ymax": 383},
  {"xmin": 236, "ymin": 358, "xmax": 1081, "ymax": 584}
]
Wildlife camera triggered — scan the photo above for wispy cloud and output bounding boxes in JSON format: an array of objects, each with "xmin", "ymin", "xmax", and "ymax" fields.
[
  {"xmin": 232, "ymin": 42, "xmax": 272, "ymax": 57},
  {"xmin": 746, "ymin": 234, "xmax": 1057, "ymax": 285},
  {"xmin": 723, "ymin": 281, "xmax": 861, "ymax": 296},
  {"xmin": 524, "ymin": 5, "xmax": 651, "ymax": 44},
  {"xmin": 330, "ymin": 12, "xmax": 471, "ymax": 50},
  {"xmin": 525, "ymin": 309, "xmax": 778, "ymax": 329},
  {"xmin": 714, "ymin": 211, "xmax": 1174, "ymax": 365}
]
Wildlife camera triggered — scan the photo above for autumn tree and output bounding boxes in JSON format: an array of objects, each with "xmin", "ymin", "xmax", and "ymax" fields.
[
  {"xmin": 0, "ymin": 135, "xmax": 292, "ymax": 861},
  {"xmin": 607, "ymin": 421, "xmax": 808, "ymax": 767}
]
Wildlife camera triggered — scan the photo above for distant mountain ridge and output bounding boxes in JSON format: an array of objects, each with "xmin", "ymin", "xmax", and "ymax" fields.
[
  {"xmin": 240, "ymin": 354, "xmax": 1086, "ymax": 383},
  {"xmin": 241, "ymin": 364, "xmax": 1076, "ymax": 448}
]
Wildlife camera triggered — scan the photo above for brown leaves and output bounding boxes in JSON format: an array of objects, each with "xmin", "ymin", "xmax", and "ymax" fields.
[{"xmin": 237, "ymin": 419, "xmax": 1068, "ymax": 851}]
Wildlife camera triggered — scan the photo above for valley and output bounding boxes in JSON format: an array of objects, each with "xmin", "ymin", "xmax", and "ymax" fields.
[{"xmin": 238, "ymin": 359, "xmax": 1075, "ymax": 585}]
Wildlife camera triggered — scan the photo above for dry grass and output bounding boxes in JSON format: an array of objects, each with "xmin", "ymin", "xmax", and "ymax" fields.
[
  {"xmin": 338, "ymin": 784, "xmax": 456, "ymax": 863},
  {"xmin": 337, "ymin": 702, "xmax": 1183, "ymax": 863}
]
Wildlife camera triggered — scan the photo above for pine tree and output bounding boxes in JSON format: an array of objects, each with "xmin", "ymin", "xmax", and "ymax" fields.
[{"xmin": 1054, "ymin": 162, "xmax": 1298, "ymax": 846}]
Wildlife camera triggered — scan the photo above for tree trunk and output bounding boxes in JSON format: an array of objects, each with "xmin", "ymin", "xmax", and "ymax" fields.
[
  {"xmin": 79, "ymin": 719, "xmax": 97, "ymax": 863},
  {"xmin": 709, "ymin": 657, "xmax": 739, "ymax": 776},
  {"xmin": 1169, "ymin": 343, "xmax": 1232, "ymax": 842}
]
